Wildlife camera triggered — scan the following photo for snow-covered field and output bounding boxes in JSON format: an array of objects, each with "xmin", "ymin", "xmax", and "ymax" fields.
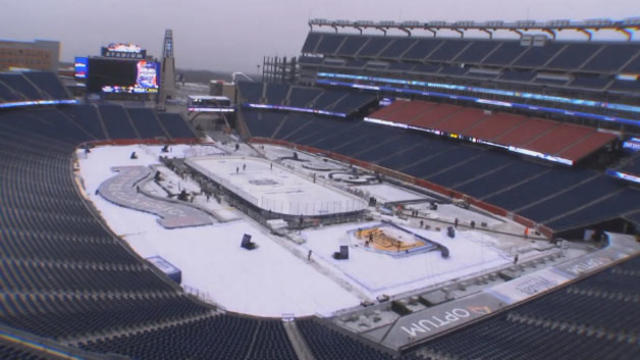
[
  {"xmin": 77, "ymin": 143, "xmax": 541, "ymax": 318},
  {"xmin": 301, "ymin": 223, "xmax": 510, "ymax": 297},
  {"xmin": 77, "ymin": 145, "xmax": 360, "ymax": 317},
  {"xmin": 354, "ymin": 183, "xmax": 427, "ymax": 203},
  {"xmin": 408, "ymin": 203, "xmax": 505, "ymax": 228}
]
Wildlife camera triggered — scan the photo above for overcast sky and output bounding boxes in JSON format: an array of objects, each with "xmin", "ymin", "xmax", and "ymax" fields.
[{"xmin": 1, "ymin": 0, "xmax": 638, "ymax": 73}]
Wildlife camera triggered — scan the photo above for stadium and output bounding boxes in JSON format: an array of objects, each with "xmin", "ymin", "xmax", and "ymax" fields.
[{"xmin": 0, "ymin": 12, "xmax": 640, "ymax": 360}]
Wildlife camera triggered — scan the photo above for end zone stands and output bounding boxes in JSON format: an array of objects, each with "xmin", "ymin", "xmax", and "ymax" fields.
[
  {"xmin": 237, "ymin": 81, "xmax": 377, "ymax": 118},
  {"xmin": 0, "ymin": 71, "xmax": 74, "ymax": 107},
  {"xmin": 366, "ymin": 100, "xmax": 617, "ymax": 165}
]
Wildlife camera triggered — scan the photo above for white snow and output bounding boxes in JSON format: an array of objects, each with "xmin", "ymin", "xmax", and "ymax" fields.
[
  {"xmin": 124, "ymin": 221, "xmax": 360, "ymax": 317},
  {"xmin": 354, "ymin": 183, "xmax": 427, "ymax": 203},
  {"xmin": 77, "ymin": 145, "xmax": 361, "ymax": 317},
  {"xmin": 301, "ymin": 222, "xmax": 511, "ymax": 297},
  {"xmin": 409, "ymin": 203, "xmax": 504, "ymax": 228}
]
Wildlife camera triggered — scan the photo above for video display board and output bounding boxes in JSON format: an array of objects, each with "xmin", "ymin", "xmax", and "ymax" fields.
[{"xmin": 86, "ymin": 58, "xmax": 159, "ymax": 94}]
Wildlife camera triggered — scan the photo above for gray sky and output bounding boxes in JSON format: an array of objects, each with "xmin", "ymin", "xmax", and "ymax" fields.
[{"xmin": 1, "ymin": 0, "xmax": 638, "ymax": 73}]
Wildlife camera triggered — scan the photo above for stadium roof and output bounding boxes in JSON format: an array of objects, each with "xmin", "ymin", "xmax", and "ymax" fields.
[{"xmin": 309, "ymin": 17, "xmax": 640, "ymax": 40}]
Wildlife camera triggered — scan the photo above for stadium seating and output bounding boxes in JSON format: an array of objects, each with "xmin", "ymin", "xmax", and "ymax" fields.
[
  {"xmin": 0, "ymin": 81, "xmax": 24, "ymax": 102},
  {"xmin": 367, "ymin": 100, "xmax": 617, "ymax": 164},
  {"xmin": 0, "ymin": 72, "xmax": 73, "ymax": 103},
  {"xmin": 81, "ymin": 315, "xmax": 297, "ymax": 360},
  {"xmin": 243, "ymin": 110, "xmax": 287, "ymax": 138},
  {"xmin": 289, "ymin": 86, "xmax": 323, "ymax": 107},
  {"xmin": 517, "ymin": 175, "xmax": 623, "ymax": 223},
  {"xmin": 547, "ymin": 189, "xmax": 640, "ymax": 231},
  {"xmin": 98, "ymin": 104, "xmax": 139, "ymax": 139},
  {"xmin": 297, "ymin": 319, "xmax": 392, "ymax": 360},
  {"xmin": 62, "ymin": 104, "xmax": 106, "ymax": 139},
  {"xmin": 0, "ymin": 335, "xmax": 65, "ymax": 360},
  {"xmin": 299, "ymin": 32, "xmax": 640, "ymax": 110},
  {"xmin": 243, "ymin": 107, "xmax": 637, "ymax": 234},
  {"xmin": 157, "ymin": 112, "xmax": 195, "ymax": 139},
  {"xmin": 0, "ymin": 98, "xmax": 203, "ymax": 358},
  {"xmin": 237, "ymin": 81, "xmax": 263, "ymax": 103},
  {"xmin": 237, "ymin": 81, "xmax": 376, "ymax": 117},
  {"xmin": 485, "ymin": 167, "xmax": 595, "ymax": 211},
  {"xmin": 0, "ymin": 73, "xmax": 44, "ymax": 100},
  {"xmin": 265, "ymin": 83, "xmax": 289, "ymax": 104},
  {"xmin": 127, "ymin": 108, "xmax": 169, "ymax": 139},
  {"xmin": 22, "ymin": 72, "xmax": 70, "ymax": 100},
  {"xmin": 611, "ymin": 152, "xmax": 640, "ymax": 179},
  {"xmin": 427, "ymin": 150, "xmax": 516, "ymax": 189},
  {"xmin": 416, "ymin": 258, "xmax": 640, "ymax": 359}
]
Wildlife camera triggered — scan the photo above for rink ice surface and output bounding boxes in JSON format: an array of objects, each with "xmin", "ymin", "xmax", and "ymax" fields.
[
  {"xmin": 186, "ymin": 156, "xmax": 367, "ymax": 216},
  {"xmin": 78, "ymin": 144, "xmax": 516, "ymax": 317}
]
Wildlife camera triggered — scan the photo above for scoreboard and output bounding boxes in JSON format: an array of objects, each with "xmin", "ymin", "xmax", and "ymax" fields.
[{"xmin": 74, "ymin": 43, "xmax": 159, "ymax": 94}]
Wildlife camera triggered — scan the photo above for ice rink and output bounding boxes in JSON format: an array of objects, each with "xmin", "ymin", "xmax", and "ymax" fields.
[{"xmin": 186, "ymin": 156, "xmax": 368, "ymax": 216}]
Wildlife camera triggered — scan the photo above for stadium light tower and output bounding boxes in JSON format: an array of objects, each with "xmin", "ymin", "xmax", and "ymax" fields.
[{"xmin": 159, "ymin": 29, "xmax": 176, "ymax": 108}]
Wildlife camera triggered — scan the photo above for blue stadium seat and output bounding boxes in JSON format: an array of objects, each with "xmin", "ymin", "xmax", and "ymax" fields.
[
  {"xmin": 428, "ymin": 40, "xmax": 470, "ymax": 62},
  {"xmin": 337, "ymin": 36, "xmax": 369, "ymax": 56},
  {"xmin": 482, "ymin": 41, "xmax": 526, "ymax": 65},
  {"xmin": 416, "ymin": 256, "xmax": 640, "ymax": 360},
  {"xmin": 157, "ymin": 113, "xmax": 195, "ymax": 139},
  {"xmin": 61, "ymin": 104, "xmax": 106, "ymax": 139},
  {"xmin": 0, "ymin": 74, "xmax": 44, "ymax": 100},
  {"xmin": 315, "ymin": 33, "xmax": 347, "ymax": 54},
  {"xmin": 547, "ymin": 189, "xmax": 640, "ymax": 230},
  {"xmin": 302, "ymin": 32, "xmax": 322, "ymax": 53},
  {"xmin": 379, "ymin": 38, "xmax": 418, "ymax": 59},
  {"xmin": 455, "ymin": 160, "xmax": 545, "ymax": 199},
  {"xmin": 298, "ymin": 319, "xmax": 392, "ymax": 360},
  {"xmin": 486, "ymin": 167, "xmax": 596, "ymax": 211},
  {"xmin": 265, "ymin": 83, "xmax": 289, "ymax": 105},
  {"xmin": 237, "ymin": 81, "xmax": 263, "ymax": 103},
  {"xmin": 518, "ymin": 175, "xmax": 621, "ymax": 223},
  {"xmin": 22, "ymin": 72, "xmax": 70, "ymax": 100},
  {"xmin": 358, "ymin": 37, "xmax": 394, "ymax": 57},
  {"xmin": 243, "ymin": 110, "xmax": 282, "ymax": 138},
  {"xmin": 581, "ymin": 44, "xmax": 640, "ymax": 72},
  {"xmin": 99, "ymin": 104, "xmax": 138, "ymax": 139},
  {"xmin": 547, "ymin": 43, "xmax": 601, "ymax": 70},
  {"xmin": 404, "ymin": 38, "xmax": 443, "ymax": 60},
  {"xmin": 454, "ymin": 41, "xmax": 500, "ymax": 64},
  {"xmin": 127, "ymin": 107, "xmax": 168, "ymax": 138},
  {"xmin": 512, "ymin": 43, "xmax": 565, "ymax": 68},
  {"xmin": 288, "ymin": 87, "xmax": 322, "ymax": 107}
]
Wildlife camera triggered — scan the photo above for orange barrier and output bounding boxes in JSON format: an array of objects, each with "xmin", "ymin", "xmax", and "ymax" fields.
[{"xmin": 80, "ymin": 137, "xmax": 201, "ymax": 148}]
